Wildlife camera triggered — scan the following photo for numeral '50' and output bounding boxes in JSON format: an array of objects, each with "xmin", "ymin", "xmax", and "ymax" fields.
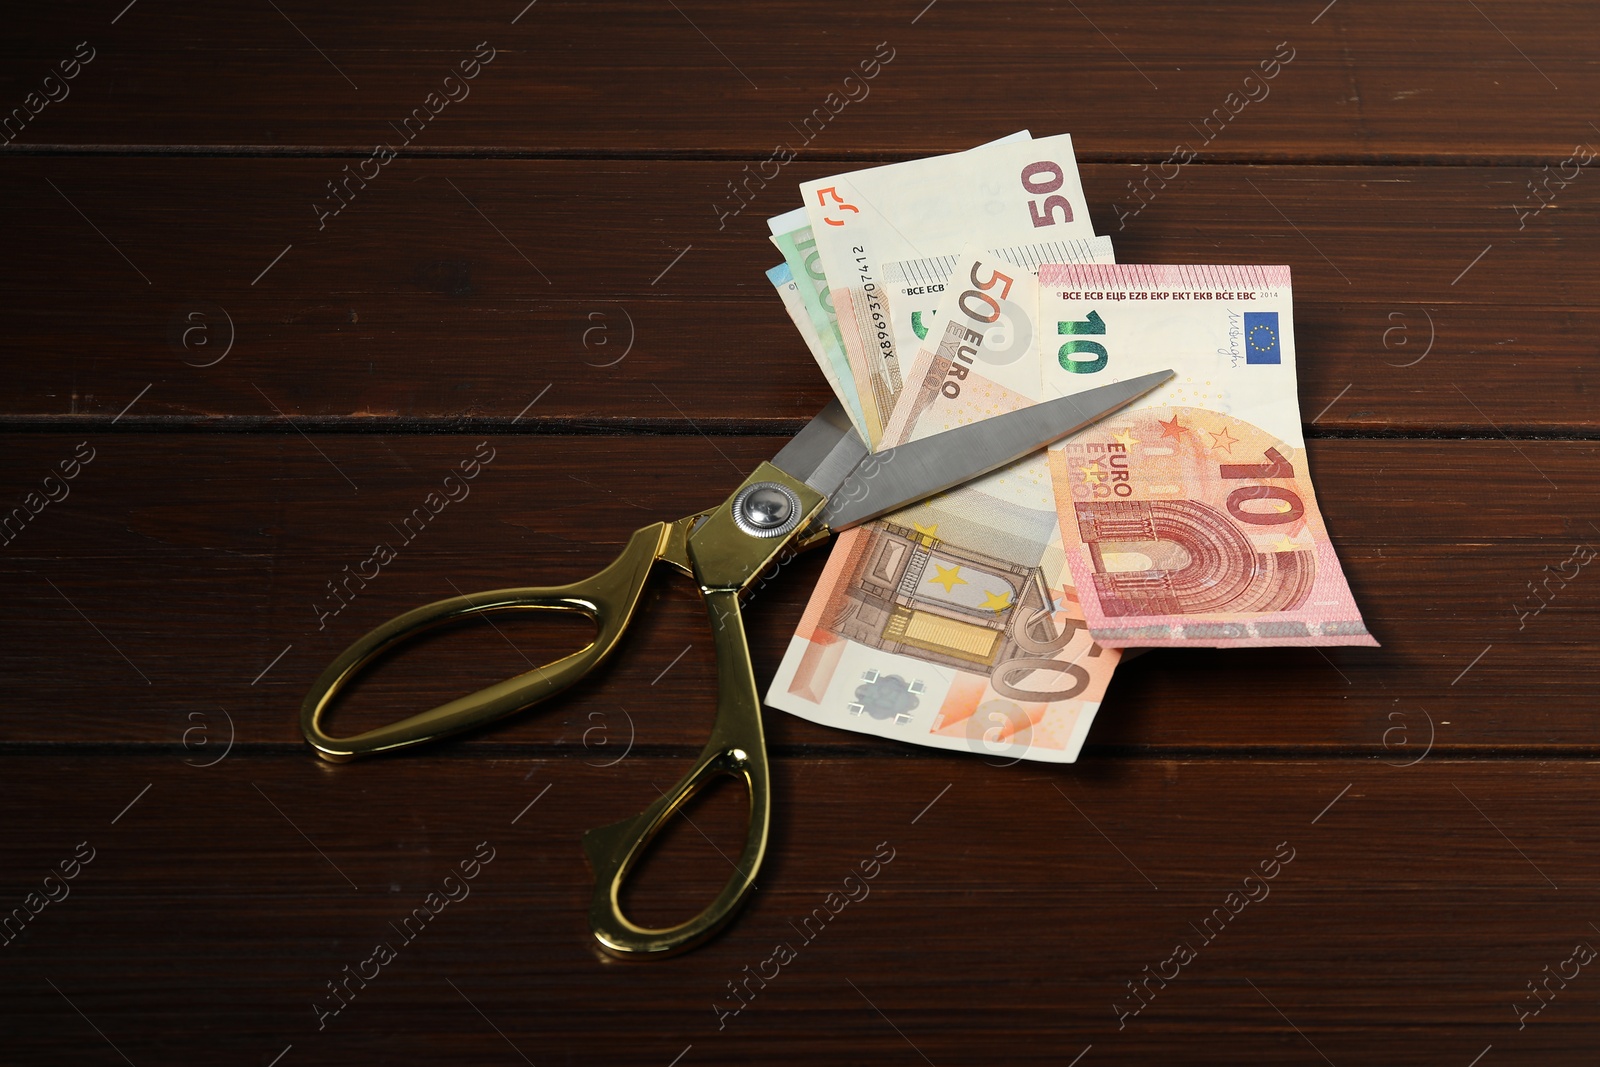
[{"xmin": 1021, "ymin": 161, "xmax": 1074, "ymax": 228}]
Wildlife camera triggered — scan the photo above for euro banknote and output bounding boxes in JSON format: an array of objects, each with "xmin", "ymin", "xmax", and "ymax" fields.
[
  {"xmin": 1036, "ymin": 263, "xmax": 1375, "ymax": 647},
  {"xmin": 764, "ymin": 133, "xmax": 1032, "ymax": 438},
  {"xmin": 768, "ymin": 223, "xmax": 871, "ymax": 442},
  {"xmin": 767, "ymin": 247, "xmax": 1119, "ymax": 763},
  {"xmin": 883, "ymin": 234, "xmax": 1117, "ymax": 380},
  {"xmin": 764, "ymin": 262, "xmax": 867, "ymax": 440},
  {"xmin": 799, "ymin": 132, "xmax": 1095, "ymax": 445}
]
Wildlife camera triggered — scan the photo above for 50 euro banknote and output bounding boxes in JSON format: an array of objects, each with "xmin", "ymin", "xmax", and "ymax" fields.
[
  {"xmin": 800, "ymin": 131, "xmax": 1092, "ymax": 445},
  {"xmin": 766, "ymin": 248, "xmax": 1118, "ymax": 762},
  {"xmin": 765, "ymin": 133, "xmax": 1034, "ymax": 441},
  {"xmin": 1037, "ymin": 263, "xmax": 1376, "ymax": 648}
]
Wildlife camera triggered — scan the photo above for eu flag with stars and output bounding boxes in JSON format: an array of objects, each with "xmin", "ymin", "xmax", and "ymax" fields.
[{"xmin": 1244, "ymin": 312, "xmax": 1281, "ymax": 364}]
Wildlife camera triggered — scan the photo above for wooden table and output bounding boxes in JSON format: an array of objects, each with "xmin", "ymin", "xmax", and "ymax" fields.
[{"xmin": 4, "ymin": 3, "xmax": 1597, "ymax": 1063}]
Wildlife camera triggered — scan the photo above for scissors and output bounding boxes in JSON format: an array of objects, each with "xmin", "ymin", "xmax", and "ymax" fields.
[{"xmin": 301, "ymin": 369, "xmax": 1172, "ymax": 958}]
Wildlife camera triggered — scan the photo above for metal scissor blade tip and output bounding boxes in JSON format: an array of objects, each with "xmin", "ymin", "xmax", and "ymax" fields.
[{"xmin": 821, "ymin": 368, "xmax": 1175, "ymax": 531}]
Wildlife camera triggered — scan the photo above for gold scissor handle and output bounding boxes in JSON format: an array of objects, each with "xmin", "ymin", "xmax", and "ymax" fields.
[
  {"xmin": 582, "ymin": 587, "xmax": 768, "ymax": 957},
  {"xmin": 301, "ymin": 522, "xmax": 673, "ymax": 762},
  {"xmin": 578, "ymin": 465, "xmax": 820, "ymax": 956},
  {"xmin": 300, "ymin": 462, "xmax": 825, "ymax": 958}
]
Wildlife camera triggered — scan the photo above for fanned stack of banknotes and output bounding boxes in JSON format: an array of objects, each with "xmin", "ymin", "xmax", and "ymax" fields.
[{"xmin": 761, "ymin": 131, "xmax": 1375, "ymax": 763}]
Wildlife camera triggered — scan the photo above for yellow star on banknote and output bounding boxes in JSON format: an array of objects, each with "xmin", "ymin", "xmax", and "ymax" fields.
[
  {"xmin": 1079, "ymin": 462, "xmax": 1105, "ymax": 485},
  {"xmin": 979, "ymin": 589, "xmax": 1012, "ymax": 611},
  {"xmin": 928, "ymin": 563, "xmax": 967, "ymax": 592},
  {"xmin": 1112, "ymin": 428, "xmax": 1140, "ymax": 450},
  {"xmin": 1270, "ymin": 535, "xmax": 1301, "ymax": 552},
  {"xmin": 1209, "ymin": 426, "xmax": 1238, "ymax": 453},
  {"xmin": 912, "ymin": 521, "xmax": 940, "ymax": 544}
]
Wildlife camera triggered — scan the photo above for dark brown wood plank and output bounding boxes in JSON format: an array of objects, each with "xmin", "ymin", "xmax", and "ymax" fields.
[
  {"xmin": 7, "ymin": 2, "xmax": 1594, "ymax": 1062},
  {"xmin": 1, "ymin": 159, "xmax": 1595, "ymax": 432},
  {"xmin": 2, "ymin": 753, "xmax": 1595, "ymax": 1064},
  {"xmin": 2, "ymin": 433, "xmax": 1594, "ymax": 751},
  {"xmin": 1, "ymin": 2, "xmax": 1595, "ymax": 160}
]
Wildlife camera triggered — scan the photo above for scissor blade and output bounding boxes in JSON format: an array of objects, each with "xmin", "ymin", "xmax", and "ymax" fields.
[
  {"xmin": 769, "ymin": 399, "xmax": 870, "ymax": 496},
  {"xmin": 820, "ymin": 369, "xmax": 1174, "ymax": 531}
]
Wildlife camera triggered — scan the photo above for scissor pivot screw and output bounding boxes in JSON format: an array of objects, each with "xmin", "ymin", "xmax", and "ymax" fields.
[{"xmin": 732, "ymin": 483, "xmax": 802, "ymax": 539}]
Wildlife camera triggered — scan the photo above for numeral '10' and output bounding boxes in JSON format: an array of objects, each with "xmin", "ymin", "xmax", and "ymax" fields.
[
  {"xmin": 1058, "ymin": 309, "xmax": 1106, "ymax": 373},
  {"xmin": 1054, "ymin": 309, "xmax": 1307, "ymax": 528},
  {"xmin": 1222, "ymin": 447, "xmax": 1304, "ymax": 526}
]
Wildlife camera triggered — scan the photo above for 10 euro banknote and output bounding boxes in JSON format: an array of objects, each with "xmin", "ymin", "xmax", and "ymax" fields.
[{"xmin": 1037, "ymin": 263, "xmax": 1376, "ymax": 647}]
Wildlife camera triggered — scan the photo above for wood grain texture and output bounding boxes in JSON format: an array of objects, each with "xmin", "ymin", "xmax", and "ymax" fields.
[
  {"xmin": 1, "ymin": 1, "xmax": 1594, "ymax": 161},
  {"xmin": 1, "ymin": 754, "xmax": 1594, "ymax": 1065},
  {"xmin": 1, "ymin": 159, "xmax": 1595, "ymax": 431},
  {"xmin": 2, "ymin": 434, "xmax": 1594, "ymax": 752},
  {"xmin": 4, "ymin": 0, "xmax": 1598, "ymax": 1061}
]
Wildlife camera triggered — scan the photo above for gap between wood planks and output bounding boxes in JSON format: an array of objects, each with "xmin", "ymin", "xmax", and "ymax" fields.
[
  {"xmin": 4, "ymin": 416, "xmax": 1599, "ymax": 442},
  {"xmin": 0, "ymin": 144, "xmax": 1579, "ymax": 168}
]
